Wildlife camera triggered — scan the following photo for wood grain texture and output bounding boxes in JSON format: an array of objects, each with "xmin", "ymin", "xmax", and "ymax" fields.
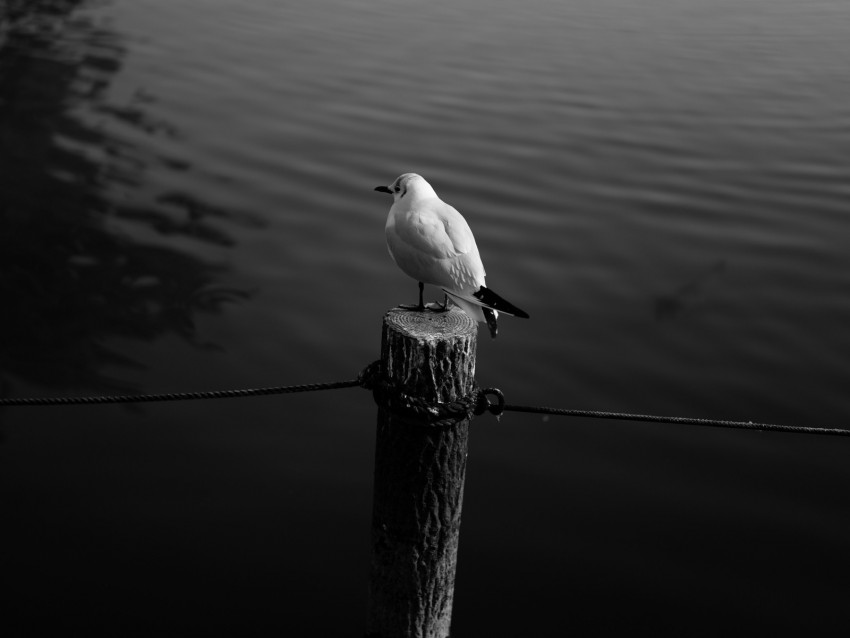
[{"xmin": 368, "ymin": 308, "xmax": 478, "ymax": 638}]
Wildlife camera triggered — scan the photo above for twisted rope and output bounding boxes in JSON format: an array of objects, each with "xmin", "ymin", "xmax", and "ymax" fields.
[
  {"xmin": 497, "ymin": 398, "xmax": 850, "ymax": 437},
  {"xmin": 2, "ymin": 361, "xmax": 848, "ymax": 437},
  {"xmin": 0, "ymin": 379, "xmax": 361, "ymax": 407}
]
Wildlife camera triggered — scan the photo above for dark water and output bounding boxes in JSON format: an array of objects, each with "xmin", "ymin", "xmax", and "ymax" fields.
[{"xmin": 2, "ymin": 0, "xmax": 849, "ymax": 635}]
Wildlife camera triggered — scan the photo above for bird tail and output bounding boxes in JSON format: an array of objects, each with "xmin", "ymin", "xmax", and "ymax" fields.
[
  {"xmin": 482, "ymin": 307, "xmax": 498, "ymax": 339},
  {"xmin": 443, "ymin": 286, "xmax": 530, "ymax": 319},
  {"xmin": 443, "ymin": 286, "xmax": 529, "ymax": 339}
]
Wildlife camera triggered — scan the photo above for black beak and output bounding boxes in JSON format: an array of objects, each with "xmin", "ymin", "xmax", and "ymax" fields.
[{"xmin": 374, "ymin": 185, "xmax": 392, "ymax": 194}]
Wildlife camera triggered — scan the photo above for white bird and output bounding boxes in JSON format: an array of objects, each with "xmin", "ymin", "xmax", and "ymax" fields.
[{"xmin": 375, "ymin": 173, "xmax": 529, "ymax": 338}]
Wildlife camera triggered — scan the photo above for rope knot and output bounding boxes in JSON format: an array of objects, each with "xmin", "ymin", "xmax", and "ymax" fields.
[
  {"xmin": 356, "ymin": 360, "xmax": 383, "ymax": 391},
  {"xmin": 357, "ymin": 360, "xmax": 483, "ymax": 427}
]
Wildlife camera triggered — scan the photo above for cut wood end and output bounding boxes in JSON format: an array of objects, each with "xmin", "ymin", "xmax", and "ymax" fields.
[{"xmin": 385, "ymin": 306, "xmax": 476, "ymax": 341}]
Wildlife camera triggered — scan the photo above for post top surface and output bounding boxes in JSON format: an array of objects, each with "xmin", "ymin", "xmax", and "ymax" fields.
[{"xmin": 384, "ymin": 307, "xmax": 476, "ymax": 341}]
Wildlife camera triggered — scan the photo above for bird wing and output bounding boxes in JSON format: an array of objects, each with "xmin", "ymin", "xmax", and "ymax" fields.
[
  {"xmin": 394, "ymin": 200, "xmax": 476, "ymax": 260},
  {"xmin": 387, "ymin": 198, "xmax": 486, "ymax": 292}
]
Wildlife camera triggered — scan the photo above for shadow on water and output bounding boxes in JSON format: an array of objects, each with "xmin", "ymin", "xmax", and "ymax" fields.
[
  {"xmin": 0, "ymin": 0, "xmax": 255, "ymax": 396},
  {"xmin": 654, "ymin": 259, "xmax": 727, "ymax": 321}
]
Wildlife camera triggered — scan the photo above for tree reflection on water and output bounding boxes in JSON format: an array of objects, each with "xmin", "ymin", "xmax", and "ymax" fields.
[{"xmin": 0, "ymin": 0, "xmax": 252, "ymax": 395}]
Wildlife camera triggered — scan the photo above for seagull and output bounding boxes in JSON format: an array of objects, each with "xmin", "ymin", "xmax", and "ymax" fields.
[{"xmin": 375, "ymin": 173, "xmax": 529, "ymax": 338}]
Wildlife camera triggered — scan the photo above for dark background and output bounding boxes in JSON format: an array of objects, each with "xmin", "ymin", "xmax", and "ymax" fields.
[{"xmin": 2, "ymin": 0, "xmax": 849, "ymax": 635}]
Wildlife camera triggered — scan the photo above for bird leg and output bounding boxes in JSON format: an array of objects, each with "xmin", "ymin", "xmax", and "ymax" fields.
[{"xmin": 399, "ymin": 281, "xmax": 426, "ymax": 312}]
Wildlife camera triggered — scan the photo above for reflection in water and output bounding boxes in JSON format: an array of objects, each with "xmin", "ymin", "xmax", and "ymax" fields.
[
  {"xmin": 654, "ymin": 260, "xmax": 727, "ymax": 321},
  {"xmin": 0, "ymin": 0, "xmax": 250, "ymax": 395}
]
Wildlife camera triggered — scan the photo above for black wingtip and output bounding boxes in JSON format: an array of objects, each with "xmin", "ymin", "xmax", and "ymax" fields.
[{"xmin": 474, "ymin": 286, "xmax": 529, "ymax": 319}]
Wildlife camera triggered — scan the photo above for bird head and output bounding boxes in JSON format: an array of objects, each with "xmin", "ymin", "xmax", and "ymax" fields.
[{"xmin": 374, "ymin": 173, "xmax": 435, "ymax": 203}]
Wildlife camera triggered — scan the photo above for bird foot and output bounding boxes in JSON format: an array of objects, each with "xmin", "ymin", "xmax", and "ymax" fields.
[{"xmin": 397, "ymin": 301, "xmax": 449, "ymax": 313}]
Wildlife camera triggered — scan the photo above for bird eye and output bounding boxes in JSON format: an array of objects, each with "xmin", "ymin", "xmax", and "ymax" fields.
[{"xmin": 394, "ymin": 186, "xmax": 400, "ymax": 192}]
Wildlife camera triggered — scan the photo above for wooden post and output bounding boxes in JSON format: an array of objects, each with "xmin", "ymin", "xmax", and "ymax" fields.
[{"xmin": 367, "ymin": 307, "xmax": 478, "ymax": 638}]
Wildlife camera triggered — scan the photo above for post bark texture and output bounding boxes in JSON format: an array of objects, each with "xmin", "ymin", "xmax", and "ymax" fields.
[{"xmin": 367, "ymin": 307, "xmax": 477, "ymax": 638}]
